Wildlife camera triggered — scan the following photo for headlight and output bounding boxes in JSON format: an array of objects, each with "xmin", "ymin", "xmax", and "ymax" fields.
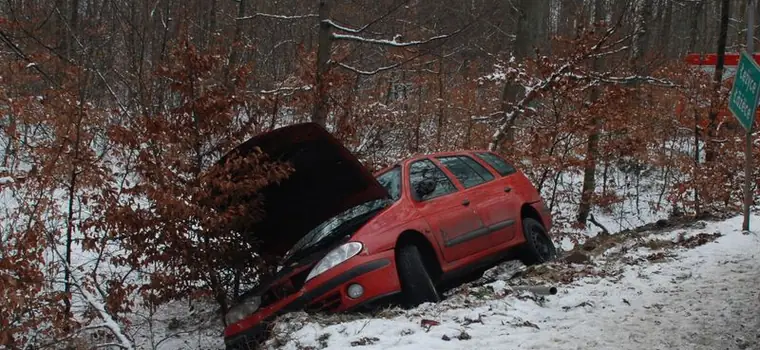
[
  {"xmin": 225, "ymin": 296, "xmax": 261, "ymax": 325},
  {"xmin": 305, "ymin": 242, "xmax": 363, "ymax": 282}
]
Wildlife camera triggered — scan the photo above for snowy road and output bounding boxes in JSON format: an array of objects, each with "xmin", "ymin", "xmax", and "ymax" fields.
[
  {"xmin": 519, "ymin": 216, "xmax": 760, "ymax": 350},
  {"xmin": 269, "ymin": 215, "xmax": 760, "ymax": 350}
]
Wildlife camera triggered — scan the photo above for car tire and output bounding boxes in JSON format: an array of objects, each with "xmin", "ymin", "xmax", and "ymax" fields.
[
  {"xmin": 396, "ymin": 244, "xmax": 440, "ymax": 307},
  {"xmin": 519, "ymin": 218, "xmax": 557, "ymax": 265}
]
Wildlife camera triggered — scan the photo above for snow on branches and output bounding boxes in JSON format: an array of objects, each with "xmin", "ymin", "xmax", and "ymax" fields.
[{"xmin": 480, "ymin": 24, "xmax": 678, "ymax": 151}]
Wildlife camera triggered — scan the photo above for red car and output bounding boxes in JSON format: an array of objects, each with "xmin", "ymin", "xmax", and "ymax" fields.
[{"xmin": 222, "ymin": 123, "xmax": 555, "ymax": 349}]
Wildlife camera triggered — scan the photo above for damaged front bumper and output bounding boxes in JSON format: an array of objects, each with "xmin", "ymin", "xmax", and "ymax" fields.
[{"xmin": 224, "ymin": 251, "xmax": 401, "ymax": 350}]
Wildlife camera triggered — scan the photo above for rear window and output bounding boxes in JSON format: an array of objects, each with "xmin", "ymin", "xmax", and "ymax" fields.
[
  {"xmin": 436, "ymin": 155, "xmax": 495, "ymax": 188},
  {"xmin": 475, "ymin": 152, "xmax": 517, "ymax": 176}
]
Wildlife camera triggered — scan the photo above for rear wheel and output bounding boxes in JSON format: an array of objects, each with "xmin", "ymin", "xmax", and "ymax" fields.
[
  {"xmin": 519, "ymin": 218, "xmax": 557, "ymax": 265},
  {"xmin": 396, "ymin": 244, "xmax": 440, "ymax": 307}
]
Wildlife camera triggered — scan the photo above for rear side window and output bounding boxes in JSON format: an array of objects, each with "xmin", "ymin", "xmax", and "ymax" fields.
[
  {"xmin": 409, "ymin": 159, "xmax": 457, "ymax": 201},
  {"xmin": 436, "ymin": 155, "xmax": 495, "ymax": 188},
  {"xmin": 475, "ymin": 152, "xmax": 517, "ymax": 176}
]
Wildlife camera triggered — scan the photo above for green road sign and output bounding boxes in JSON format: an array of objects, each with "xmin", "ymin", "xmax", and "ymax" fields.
[{"xmin": 728, "ymin": 51, "xmax": 760, "ymax": 132}]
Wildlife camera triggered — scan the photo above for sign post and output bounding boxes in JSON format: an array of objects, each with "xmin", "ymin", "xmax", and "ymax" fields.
[{"xmin": 728, "ymin": 0, "xmax": 758, "ymax": 231}]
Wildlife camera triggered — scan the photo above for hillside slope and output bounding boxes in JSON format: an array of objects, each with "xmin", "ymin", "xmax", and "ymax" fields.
[{"xmin": 262, "ymin": 214, "xmax": 760, "ymax": 350}]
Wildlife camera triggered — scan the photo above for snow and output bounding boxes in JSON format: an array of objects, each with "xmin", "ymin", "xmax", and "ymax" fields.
[
  {"xmin": 3, "ymin": 117, "xmax": 756, "ymax": 349},
  {"xmin": 265, "ymin": 214, "xmax": 760, "ymax": 350}
]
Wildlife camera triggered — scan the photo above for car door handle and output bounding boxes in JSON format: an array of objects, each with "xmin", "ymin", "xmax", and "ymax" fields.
[
  {"xmin": 462, "ymin": 199, "xmax": 470, "ymax": 206},
  {"xmin": 504, "ymin": 187, "xmax": 512, "ymax": 193}
]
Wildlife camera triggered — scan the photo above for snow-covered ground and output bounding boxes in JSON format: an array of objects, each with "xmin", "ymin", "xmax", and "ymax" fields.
[
  {"xmin": 4, "ymin": 142, "xmax": 756, "ymax": 349},
  {"xmin": 263, "ymin": 214, "xmax": 760, "ymax": 350}
]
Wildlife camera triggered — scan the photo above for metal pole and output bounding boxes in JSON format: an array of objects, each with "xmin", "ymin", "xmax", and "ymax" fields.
[{"xmin": 744, "ymin": 0, "xmax": 756, "ymax": 232}]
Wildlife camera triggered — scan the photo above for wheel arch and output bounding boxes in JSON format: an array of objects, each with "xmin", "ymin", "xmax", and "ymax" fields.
[
  {"xmin": 395, "ymin": 230, "xmax": 443, "ymax": 281},
  {"xmin": 520, "ymin": 203, "xmax": 544, "ymax": 229}
]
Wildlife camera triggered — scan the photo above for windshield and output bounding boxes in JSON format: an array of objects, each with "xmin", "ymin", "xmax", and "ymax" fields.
[{"xmin": 283, "ymin": 166, "xmax": 402, "ymax": 262}]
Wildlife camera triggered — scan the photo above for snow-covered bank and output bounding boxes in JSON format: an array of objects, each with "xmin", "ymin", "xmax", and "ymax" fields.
[{"xmin": 266, "ymin": 214, "xmax": 760, "ymax": 350}]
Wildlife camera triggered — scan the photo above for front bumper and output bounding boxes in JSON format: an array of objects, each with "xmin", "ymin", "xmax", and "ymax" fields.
[{"xmin": 224, "ymin": 250, "xmax": 401, "ymax": 349}]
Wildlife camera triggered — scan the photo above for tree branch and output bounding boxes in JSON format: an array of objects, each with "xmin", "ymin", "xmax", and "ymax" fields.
[
  {"xmin": 0, "ymin": 29, "xmax": 57, "ymax": 87},
  {"xmin": 43, "ymin": 239, "xmax": 135, "ymax": 350},
  {"xmin": 322, "ymin": 19, "xmax": 370, "ymax": 33},
  {"xmin": 564, "ymin": 71, "xmax": 681, "ymax": 88},
  {"xmin": 590, "ymin": 45, "xmax": 631, "ymax": 58},
  {"xmin": 331, "ymin": 29, "xmax": 461, "ymax": 47},
  {"xmin": 236, "ymin": 13, "xmax": 318, "ymax": 20},
  {"xmin": 594, "ymin": 74, "xmax": 680, "ymax": 87},
  {"xmin": 91, "ymin": 342, "xmax": 128, "ymax": 349},
  {"xmin": 335, "ymin": 61, "xmax": 400, "ymax": 75},
  {"xmin": 258, "ymin": 85, "xmax": 313, "ymax": 95}
]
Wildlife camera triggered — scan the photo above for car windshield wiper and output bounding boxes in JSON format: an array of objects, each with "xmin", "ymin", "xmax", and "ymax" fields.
[{"xmin": 284, "ymin": 203, "xmax": 389, "ymax": 263}]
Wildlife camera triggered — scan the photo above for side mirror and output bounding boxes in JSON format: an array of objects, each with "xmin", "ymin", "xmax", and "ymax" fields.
[{"xmin": 415, "ymin": 178, "xmax": 437, "ymax": 199}]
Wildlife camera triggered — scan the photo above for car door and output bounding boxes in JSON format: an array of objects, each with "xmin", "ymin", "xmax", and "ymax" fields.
[
  {"xmin": 435, "ymin": 154, "xmax": 521, "ymax": 246},
  {"xmin": 407, "ymin": 158, "xmax": 487, "ymax": 263}
]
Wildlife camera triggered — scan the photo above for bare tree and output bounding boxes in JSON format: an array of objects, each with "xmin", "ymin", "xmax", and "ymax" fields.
[
  {"xmin": 705, "ymin": 0, "xmax": 730, "ymax": 164},
  {"xmin": 577, "ymin": 0, "xmax": 606, "ymax": 226}
]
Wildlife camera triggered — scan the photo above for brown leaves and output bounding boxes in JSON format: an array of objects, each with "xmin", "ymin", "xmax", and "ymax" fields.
[{"xmin": 98, "ymin": 42, "xmax": 295, "ymax": 312}]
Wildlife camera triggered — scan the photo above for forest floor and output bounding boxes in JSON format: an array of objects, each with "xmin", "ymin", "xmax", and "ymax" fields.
[{"xmin": 255, "ymin": 213, "xmax": 760, "ymax": 350}]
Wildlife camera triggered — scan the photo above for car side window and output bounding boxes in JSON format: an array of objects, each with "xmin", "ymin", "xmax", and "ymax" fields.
[
  {"xmin": 375, "ymin": 166, "xmax": 402, "ymax": 201},
  {"xmin": 409, "ymin": 159, "xmax": 457, "ymax": 201},
  {"xmin": 475, "ymin": 152, "xmax": 517, "ymax": 176},
  {"xmin": 436, "ymin": 155, "xmax": 495, "ymax": 189}
]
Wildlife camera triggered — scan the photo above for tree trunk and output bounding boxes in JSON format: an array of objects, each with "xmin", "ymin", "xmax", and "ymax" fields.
[
  {"xmin": 690, "ymin": 0, "xmax": 704, "ymax": 215},
  {"xmin": 225, "ymin": 0, "xmax": 246, "ymax": 84},
  {"xmin": 630, "ymin": 0, "xmax": 652, "ymax": 73},
  {"xmin": 414, "ymin": 72, "xmax": 423, "ymax": 153},
  {"xmin": 737, "ymin": 0, "xmax": 749, "ymax": 51},
  {"xmin": 436, "ymin": 59, "xmax": 445, "ymax": 146},
  {"xmin": 63, "ymin": 171, "xmax": 77, "ymax": 317},
  {"xmin": 496, "ymin": 0, "xmax": 549, "ymax": 151},
  {"xmin": 705, "ymin": 0, "xmax": 730, "ymax": 164},
  {"xmin": 557, "ymin": 0, "xmax": 580, "ymax": 37},
  {"xmin": 312, "ymin": 0, "xmax": 332, "ymax": 127},
  {"xmin": 64, "ymin": 84, "xmax": 86, "ymax": 318},
  {"xmin": 69, "ymin": 0, "xmax": 79, "ymax": 61},
  {"xmin": 660, "ymin": 0, "xmax": 673, "ymax": 58},
  {"xmin": 208, "ymin": 0, "xmax": 217, "ymax": 48},
  {"xmin": 688, "ymin": 1, "xmax": 704, "ymax": 54},
  {"xmin": 577, "ymin": 0, "xmax": 605, "ymax": 226}
]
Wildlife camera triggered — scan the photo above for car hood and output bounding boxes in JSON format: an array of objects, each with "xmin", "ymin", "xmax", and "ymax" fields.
[{"xmin": 213, "ymin": 122, "xmax": 388, "ymax": 258}]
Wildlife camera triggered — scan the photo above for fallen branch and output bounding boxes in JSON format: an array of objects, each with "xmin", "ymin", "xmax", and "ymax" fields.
[{"xmin": 589, "ymin": 213, "xmax": 610, "ymax": 236}]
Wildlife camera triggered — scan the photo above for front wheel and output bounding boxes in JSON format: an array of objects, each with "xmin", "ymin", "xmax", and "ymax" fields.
[
  {"xmin": 519, "ymin": 218, "xmax": 557, "ymax": 265},
  {"xmin": 396, "ymin": 244, "xmax": 440, "ymax": 307}
]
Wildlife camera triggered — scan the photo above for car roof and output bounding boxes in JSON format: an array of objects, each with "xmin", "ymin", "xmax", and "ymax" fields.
[{"xmin": 372, "ymin": 149, "xmax": 493, "ymax": 175}]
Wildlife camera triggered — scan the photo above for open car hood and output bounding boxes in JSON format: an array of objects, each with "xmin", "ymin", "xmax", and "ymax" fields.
[{"xmin": 214, "ymin": 123, "xmax": 388, "ymax": 258}]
